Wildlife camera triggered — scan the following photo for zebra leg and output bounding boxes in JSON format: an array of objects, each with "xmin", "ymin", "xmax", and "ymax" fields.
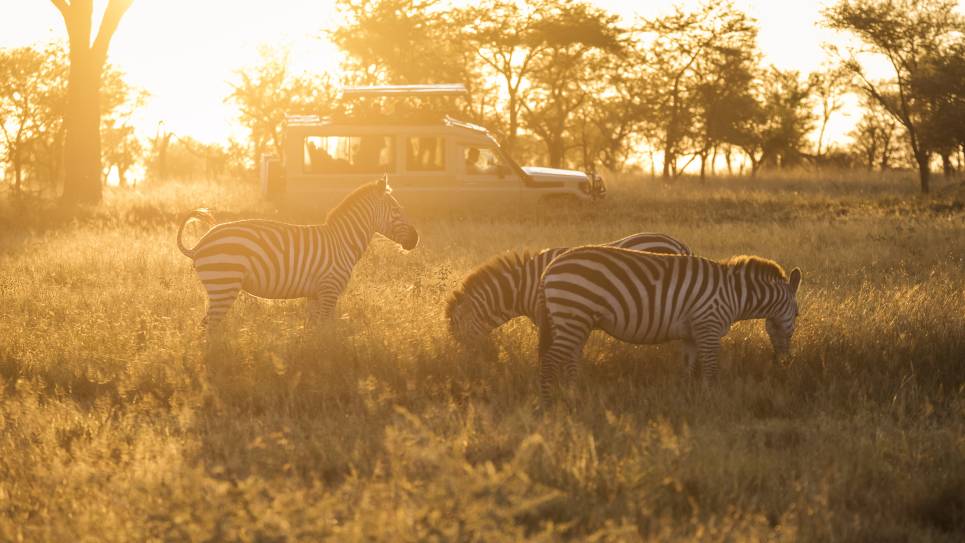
[
  {"xmin": 681, "ymin": 341, "xmax": 699, "ymax": 380},
  {"xmin": 309, "ymin": 292, "xmax": 339, "ymax": 320},
  {"xmin": 694, "ymin": 334, "xmax": 722, "ymax": 385},
  {"xmin": 309, "ymin": 277, "xmax": 349, "ymax": 321},
  {"xmin": 538, "ymin": 314, "xmax": 591, "ymax": 404},
  {"xmin": 692, "ymin": 319, "xmax": 727, "ymax": 385},
  {"xmin": 202, "ymin": 282, "xmax": 242, "ymax": 330}
]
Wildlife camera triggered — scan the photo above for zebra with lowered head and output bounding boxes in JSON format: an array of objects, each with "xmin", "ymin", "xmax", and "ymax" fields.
[
  {"xmin": 176, "ymin": 176, "xmax": 418, "ymax": 328},
  {"xmin": 446, "ymin": 233, "xmax": 693, "ymax": 346},
  {"xmin": 538, "ymin": 246, "xmax": 801, "ymax": 401}
]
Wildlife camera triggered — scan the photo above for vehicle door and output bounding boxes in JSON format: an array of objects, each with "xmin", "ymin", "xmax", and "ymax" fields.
[{"xmin": 456, "ymin": 143, "xmax": 522, "ymax": 209}]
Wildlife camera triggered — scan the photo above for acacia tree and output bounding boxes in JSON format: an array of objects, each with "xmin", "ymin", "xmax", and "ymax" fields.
[
  {"xmin": 641, "ymin": 1, "xmax": 757, "ymax": 179},
  {"xmin": 576, "ymin": 48, "xmax": 652, "ymax": 172},
  {"xmin": 331, "ymin": 0, "xmax": 491, "ymax": 126},
  {"xmin": 849, "ymin": 96, "xmax": 902, "ymax": 171},
  {"xmin": 100, "ymin": 68, "xmax": 146, "ymax": 187},
  {"xmin": 733, "ymin": 68, "xmax": 814, "ymax": 176},
  {"xmin": 49, "ymin": 0, "xmax": 135, "ymax": 203},
  {"xmin": 0, "ymin": 46, "xmax": 66, "ymax": 192},
  {"xmin": 691, "ymin": 29, "xmax": 759, "ymax": 180},
  {"xmin": 226, "ymin": 48, "xmax": 338, "ymax": 168},
  {"xmin": 915, "ymin": 42, "xmax": 965, "ymax": 177},
  {"xmin": 824, "ymin": 0, "xmax": 965, "ymax": 193},
  {"xmin": 808, "ymin": 64, "xmax": 851, "ymax": 163},
  {"xmin": 332, "ymin": 0, "xmax": 471, "ymax": 85},
  {"xmin": 522, "ymin": 0, "xmax": 624, "ymax": 168},
  {"xmin": 456, "ymin": 0, "xmax": 550, "ymax": 156}
]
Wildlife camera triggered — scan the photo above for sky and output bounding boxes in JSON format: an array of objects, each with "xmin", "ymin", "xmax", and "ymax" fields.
[{"xmin": 0, "ymin": 0, "xmax": 943, "ymax": 147}]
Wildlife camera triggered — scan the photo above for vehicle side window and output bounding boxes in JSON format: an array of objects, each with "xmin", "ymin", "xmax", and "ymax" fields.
[
  {"xmin": 464, "ymin": 147, "xmax": 504, "ymax": 176},
  {"xmin": 304, "ymin": 136, "xmax": 394, "ymax": 174},
  {"xmin": 406, "ymin": 137, "xmax": 445, "ymax": 171}
]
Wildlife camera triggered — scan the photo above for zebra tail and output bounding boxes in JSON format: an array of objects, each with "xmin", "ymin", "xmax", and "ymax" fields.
[{"xmin": 176, "ymin": 208, "xmax": 215, "ymax": 258}]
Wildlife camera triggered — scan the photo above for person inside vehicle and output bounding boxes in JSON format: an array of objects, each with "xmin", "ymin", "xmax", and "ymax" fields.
[{"xmin": 465, "ymin": 147, "xmax": 483, "ymax": 174}]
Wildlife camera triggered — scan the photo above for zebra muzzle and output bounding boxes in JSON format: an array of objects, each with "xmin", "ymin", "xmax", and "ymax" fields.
[{"xmin": 401, "ymin": 228, "xmax": 419, "ymax": 250}]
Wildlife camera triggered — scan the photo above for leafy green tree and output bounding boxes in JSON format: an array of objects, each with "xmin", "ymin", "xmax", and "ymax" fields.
[
  {"xmin": 49, "ymin": 0, "xmax": 135, "ymax": 203},
  {"xmin": 823, "ymin": 0, "xmax": 965, "ymax": 193}
]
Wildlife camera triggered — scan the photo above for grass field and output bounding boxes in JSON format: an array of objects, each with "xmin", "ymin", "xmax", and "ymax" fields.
[{"xmin": 1, "ymin": 174, "xmax": 963, "ymax": 541}]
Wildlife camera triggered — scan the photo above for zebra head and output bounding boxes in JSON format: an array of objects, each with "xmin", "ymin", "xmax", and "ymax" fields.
[
  {"xmin": 765, "ymin": 267, "xmax": 802, "ymax": 357},
  {"xmin": 374, "ymin": 176, "xmax": 419, "ymax": 250},
  {"xmin": 446, "ymin": 252, "xmax": 530, "ymax": 347},
  {"xmin": 446, "ymin": 294, "xmax": 490, "ymax": 346}
]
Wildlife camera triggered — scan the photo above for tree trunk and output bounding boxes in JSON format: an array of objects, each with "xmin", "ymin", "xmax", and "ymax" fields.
[
  {"xmin": 915, "ymin": 150, "xmax": 931, "ymax": 194},
  {"xmin": 699, "ymin": 151, "xmax": 707, "ymax": 181},
  {"xmin": 118, "ymin": 165, "xmax": 127, "ymax": 188},
  {"xmin": 547, "ymin": 139, "xmax": 564, "ymax": 169},
  {"xmin": 55, "ymin": 0, "xmax": 133, "ymax": 204},
  {"xmin": 13, "ymin": 157, "xmax": 23, "ymax": 192},
  {"xmin": 662, "ymin": 141, "xmax": 675, "ymax": 180},
  {"xmin": 941, "ymin": 151, "xmax": 953, "ymax": 178},
  {"xmin": 506, "ymin": 92, "xmax": 518, "ymax": 156},
  {"xmin": 61, "ymin": 41, "xmax": 104, "ymax": 203}
]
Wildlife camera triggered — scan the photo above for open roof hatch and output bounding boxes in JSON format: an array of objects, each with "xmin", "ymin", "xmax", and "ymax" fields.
[{"xmin": 336, "ymin": 83, "xmax": 469, "ymax": 123}]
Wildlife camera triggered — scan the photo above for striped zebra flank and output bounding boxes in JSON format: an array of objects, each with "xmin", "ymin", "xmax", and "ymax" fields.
[
  {"xmin": 446, "ymin": 233, "xmax": 692, "ymax": 345},
  {"xmin": 537, "ymin": 247, "xmax": 802, "ymax": 402},
  {"xmin": 177, "ymin": 176, "xmax": 418, "ymax": 329}
]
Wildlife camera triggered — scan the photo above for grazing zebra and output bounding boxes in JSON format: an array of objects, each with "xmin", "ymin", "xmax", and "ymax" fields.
[
  {"xmin": 176, "ymin": 177, "xmax": 418, "ymax": 328},
  {"xmin": 538, "ymin": 247, "xmax": 801, "ymax": 401},
  {"xmin": 446, "ymin": 233, "xmax": 692, "ymax": 345}
]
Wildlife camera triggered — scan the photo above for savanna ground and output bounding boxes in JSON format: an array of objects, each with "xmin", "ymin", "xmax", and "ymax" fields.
[{"xmin": 0, "ymin": 172, "xmax": 963, "ymax": 541}]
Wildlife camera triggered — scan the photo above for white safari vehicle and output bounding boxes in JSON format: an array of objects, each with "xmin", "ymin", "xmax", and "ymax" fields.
[{"xmin": 260, "ymin": 84, "xmax": 605, "ymax": 206}]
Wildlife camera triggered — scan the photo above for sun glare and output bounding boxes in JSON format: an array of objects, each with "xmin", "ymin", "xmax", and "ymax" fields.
[{"xmin": 1, "ymin": 0, "xmax": 961, "ymax": 156}]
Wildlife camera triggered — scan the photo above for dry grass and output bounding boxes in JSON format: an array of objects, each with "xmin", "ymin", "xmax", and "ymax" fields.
[{"xmin": 0, "ymin": 173, "xmax": 963, "ymax": 541}]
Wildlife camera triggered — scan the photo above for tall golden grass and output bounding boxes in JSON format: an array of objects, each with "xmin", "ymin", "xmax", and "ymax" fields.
[{"xmin": 0, "ymin": 173, "xmax": 963, "ymax": 541}]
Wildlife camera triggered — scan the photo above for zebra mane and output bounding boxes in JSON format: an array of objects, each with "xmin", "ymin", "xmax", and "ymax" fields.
[
  {"xmin": 721, "ymin": 255, "xmax": 788, "ymax": 282},
  {"xmin": 324, "ymin": 180, "xmax": 387, "ymax": 223},
  {"xmin": 446, "ymin": 250, "xmax": 533, "ymax": 319}
]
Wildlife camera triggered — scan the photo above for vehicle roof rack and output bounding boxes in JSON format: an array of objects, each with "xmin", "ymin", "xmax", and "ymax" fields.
[{"xmin": 341, "ymin": 84, "xmax": 468, "ymax": 98}]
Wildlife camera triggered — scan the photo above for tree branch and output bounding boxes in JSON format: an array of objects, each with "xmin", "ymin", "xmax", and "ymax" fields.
[
  {"xmin": 91, "ymin": 0, "xmax": 133, "ymax": 67},
  {"xmin": 49, "ymin": 0, "xmax": 68, "ymax": 18}
]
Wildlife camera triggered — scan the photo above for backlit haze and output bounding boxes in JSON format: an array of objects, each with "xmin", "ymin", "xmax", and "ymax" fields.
[{"xmin": 0, "ymin": 1, "xmax": 917, "ymax": 148}]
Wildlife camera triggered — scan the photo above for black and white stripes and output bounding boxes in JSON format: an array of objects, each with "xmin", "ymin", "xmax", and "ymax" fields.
[
  {"xmin": 446, "ymin": 233, "xmax": 692, "ymax": 345},
  {"xmin": 177, "ymin": 177, "xmax": 418, "ymax": 328},
  {"xmin": 537, "ymin": 247, "xmax": 801, "ymax": 401}
]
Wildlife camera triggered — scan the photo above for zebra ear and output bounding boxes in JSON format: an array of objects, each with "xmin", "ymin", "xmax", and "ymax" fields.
[
  {"xmin": 377, "ymin": 174, "xmax": 388, "ymax": 193},
  {"xmin": 788, "ymin": 268, "xmax": 802, "ymax": 295}
]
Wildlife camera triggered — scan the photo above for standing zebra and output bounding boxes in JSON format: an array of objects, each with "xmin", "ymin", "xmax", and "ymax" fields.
[
  {"xmin": 446, "ymin": 233, "xmax": 693, "ymax": 345},
  {"xmin": 538, "ymin": 247, "xmax": 801, "ymax": 401},
  {"xmin": 177, "ymin": 177, "xmax": 418, "ymax": 328}
]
